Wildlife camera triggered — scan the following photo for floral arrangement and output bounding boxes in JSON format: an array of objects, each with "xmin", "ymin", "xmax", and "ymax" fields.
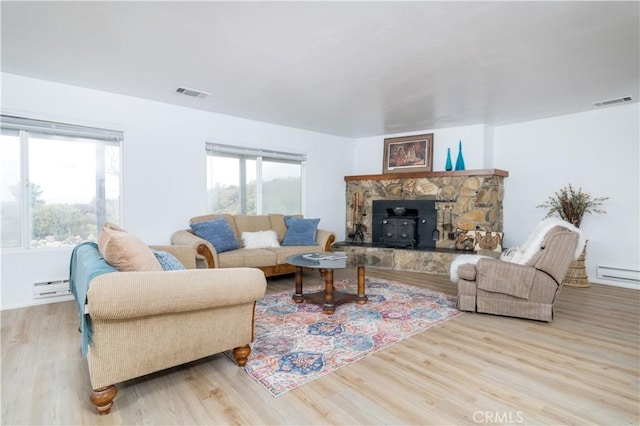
[{"xmin": 537, "ymin": 183, "xmax": 608, "ymax": 228}]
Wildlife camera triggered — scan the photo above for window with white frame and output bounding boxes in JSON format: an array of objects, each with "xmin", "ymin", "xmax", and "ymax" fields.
[
  {"xmin": 1, "ymin": 115, "xmax": 122, "ymax": 249},
  {"xmin": 206, "ymin": 143, "xmax": 305, "ymax": 215}
]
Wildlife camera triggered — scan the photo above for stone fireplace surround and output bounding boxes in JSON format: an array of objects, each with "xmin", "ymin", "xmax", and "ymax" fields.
[{"xmin": 334, "ymin": 169, "xmax": 508, "ymax": 275}]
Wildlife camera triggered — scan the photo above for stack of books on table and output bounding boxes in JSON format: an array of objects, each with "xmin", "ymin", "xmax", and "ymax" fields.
[{"xmin": 302, "ymin": 252, "xmax": 348, "ymax": 261}]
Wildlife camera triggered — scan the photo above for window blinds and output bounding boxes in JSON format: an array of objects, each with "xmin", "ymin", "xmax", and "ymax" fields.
[
  {"xmin": 206, "ymin": 142, "xmax": 306, "ymax": 162},
  {"xmin": 0, "ymin": 115, "xmax": 123, "ymax": 142}
]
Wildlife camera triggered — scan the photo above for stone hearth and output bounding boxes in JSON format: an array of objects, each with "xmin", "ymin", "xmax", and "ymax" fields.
[{"xmin": 338, "ymin": 169, "xmax": 508, "ymax": 275}]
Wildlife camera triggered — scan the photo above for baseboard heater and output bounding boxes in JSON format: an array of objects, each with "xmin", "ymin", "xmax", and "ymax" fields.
[
  {"xmin": 33, "ymin": 279, "xmax": 71, "ymax": 299},
  {"xmin": 596, "ymin": 266, "xmax": 640, "ymax": 284}
]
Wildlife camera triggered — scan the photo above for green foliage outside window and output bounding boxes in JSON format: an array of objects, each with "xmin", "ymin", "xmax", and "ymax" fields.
[{"xmin": 207, "ymin": 177, "xmax": 300, "ymax": 215}]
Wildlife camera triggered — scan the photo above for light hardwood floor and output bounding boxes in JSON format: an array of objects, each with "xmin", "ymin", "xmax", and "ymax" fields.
[{"xmin": 2, "ymin": 268, "xmax": 639, "ymax": 425}]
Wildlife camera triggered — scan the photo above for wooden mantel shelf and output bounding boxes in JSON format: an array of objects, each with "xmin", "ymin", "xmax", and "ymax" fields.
[{"xmin": 344, "ymin": 168, "xmax": 509, "ymax": 181}]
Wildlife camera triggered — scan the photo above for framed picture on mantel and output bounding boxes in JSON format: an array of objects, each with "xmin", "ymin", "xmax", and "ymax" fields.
[{"xmin": 382, "ymin": 133, "xmax": 434, "ymax": 174}]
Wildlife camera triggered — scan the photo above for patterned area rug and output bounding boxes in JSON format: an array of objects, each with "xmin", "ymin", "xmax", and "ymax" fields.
[{"xmin": 243, "ymin": 277, "xmax": 462, "ymax": 396}]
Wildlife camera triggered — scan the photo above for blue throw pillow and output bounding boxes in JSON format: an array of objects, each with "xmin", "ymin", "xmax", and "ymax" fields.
[
  {"xmin": 190, "ymin": 217, "xmax": 239, "ymax": 253},
  {"xmin": 152, "ymin": 250, "xmax": 185, "ymax": 271},
  {"xmin": 282, "ymin": 217, "xmax": 320, "ymax": 246}
]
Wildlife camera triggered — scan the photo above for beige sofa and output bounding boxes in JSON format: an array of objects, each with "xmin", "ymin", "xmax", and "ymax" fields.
[
  {"xmin": 171, "ymin": 213, "xmax": 336, "ymax": 277},
  {"xmin": 71, "ymin": 243, "xmax": 267, "ymax": 415}
]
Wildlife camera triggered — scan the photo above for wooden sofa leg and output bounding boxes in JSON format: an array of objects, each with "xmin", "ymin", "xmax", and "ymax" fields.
[
  {"xmin": 233, "ymin": 345, "xmax": 251, "ymax": 367},
  {"xmin": 90, "ymin": 385, "xmax": 117, "ymax": 415}
]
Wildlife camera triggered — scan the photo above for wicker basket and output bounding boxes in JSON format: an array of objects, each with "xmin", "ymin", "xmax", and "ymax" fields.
[{"xmin": 563, "ymin": 241, "xmax": 590, "ymax": 288}]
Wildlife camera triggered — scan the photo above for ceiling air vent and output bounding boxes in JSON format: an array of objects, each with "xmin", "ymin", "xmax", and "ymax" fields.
[
  {"xmin": 175, "ymin": 87, "xmax": 210, "ymax": 99},
  {"xmin": 593, "ymin": 96, "xmax": 633, "ymax": 107}
]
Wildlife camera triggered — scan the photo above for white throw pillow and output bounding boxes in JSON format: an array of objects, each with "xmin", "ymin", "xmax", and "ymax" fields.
[{"xmin": 241, "ymin": 230, "xmax": 280, "ymax": 249}]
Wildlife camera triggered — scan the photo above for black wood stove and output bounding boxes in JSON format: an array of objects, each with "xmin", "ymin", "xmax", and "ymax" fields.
[{"xmin": 371, "ymin": 200, "xmax": 436, "ymax": 249}]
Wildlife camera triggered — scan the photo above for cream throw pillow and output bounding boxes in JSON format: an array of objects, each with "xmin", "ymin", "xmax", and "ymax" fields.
[
  {"xmin": 97, "ymin": 222, "xmax": 163, "ymax": 271},
  {"xmin": 241, "ymin": 230, "xmax": 280, "ymax": 249}
]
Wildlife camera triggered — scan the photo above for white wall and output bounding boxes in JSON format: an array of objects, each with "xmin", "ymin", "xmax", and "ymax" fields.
[
  {"xmin": 494, "ymin": 103, "xmax": 639, "ymax": 289},
  {"xmin": 0, "ymin": 72, "xmax": 353, "ymax": 310}
]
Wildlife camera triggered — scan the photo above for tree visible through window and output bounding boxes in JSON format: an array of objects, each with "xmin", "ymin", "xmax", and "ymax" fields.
[
  {"xmin": 206, "ymin": 143, "xmax": 304, "ymax": 215},
  {"xmin": 1, "ymin": 116, "xmax": 122, "ymax": 249}
]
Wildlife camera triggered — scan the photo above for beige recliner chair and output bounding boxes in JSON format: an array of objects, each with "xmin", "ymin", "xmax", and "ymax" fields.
[{"xmin": 454, "ymin": 220, "xmax": 582, "ymax": 322}]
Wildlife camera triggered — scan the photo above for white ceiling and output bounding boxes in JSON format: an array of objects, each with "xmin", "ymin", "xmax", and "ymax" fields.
[{"xmin": 2, "ymin": 1, "xmax": 638, "ymax": 138}]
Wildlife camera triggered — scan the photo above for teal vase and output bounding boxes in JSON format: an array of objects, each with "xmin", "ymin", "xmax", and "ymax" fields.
[
  {"xmin": 455, "ymin": 140, "xmax": 465, "ymax": 171},
  {"xmin": 445, "ymin": 148, "xmax": 453, "ymax": 171}
]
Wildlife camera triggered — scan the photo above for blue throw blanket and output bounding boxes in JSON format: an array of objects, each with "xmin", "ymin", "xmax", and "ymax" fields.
[{"xmin": 69, "ymin": 242, "xmax": 117, "ymax": 356}]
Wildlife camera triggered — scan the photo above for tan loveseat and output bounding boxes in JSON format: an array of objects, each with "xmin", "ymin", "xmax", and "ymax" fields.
[
  {"xmin": 70, "ymin": 243, "xmax": 267, "ymax": 415},
  {"xmin": 171, "ymin": 214, "xmax": 336, "ymax": 277},
  {"xmin": 454, "ymin": 224, "xmax": 580, "ymax": 322}
]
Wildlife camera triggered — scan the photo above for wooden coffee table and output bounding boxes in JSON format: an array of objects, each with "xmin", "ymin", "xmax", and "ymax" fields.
[{"xmin": 286, "ymin": 252, "xmax": 367, "ymax": 314}]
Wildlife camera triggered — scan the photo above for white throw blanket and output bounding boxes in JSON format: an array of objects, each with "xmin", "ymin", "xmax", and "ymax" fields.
[
  {"xmin": 506, "ymin": 218, "xmax": 585, "ymax": 265},
  {"xmin": 449, "ymin": 218, "xmax": 584, "ymax": 283},
  {"xmin": 449, "ymin": 254, "xmax": 490, "ymax": 283}
]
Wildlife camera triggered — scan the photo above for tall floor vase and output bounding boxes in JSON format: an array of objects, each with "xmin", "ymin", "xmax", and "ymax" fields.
[{"xmin": 563, "ymin": 240, "xmax": 590, "ymax": 287}]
